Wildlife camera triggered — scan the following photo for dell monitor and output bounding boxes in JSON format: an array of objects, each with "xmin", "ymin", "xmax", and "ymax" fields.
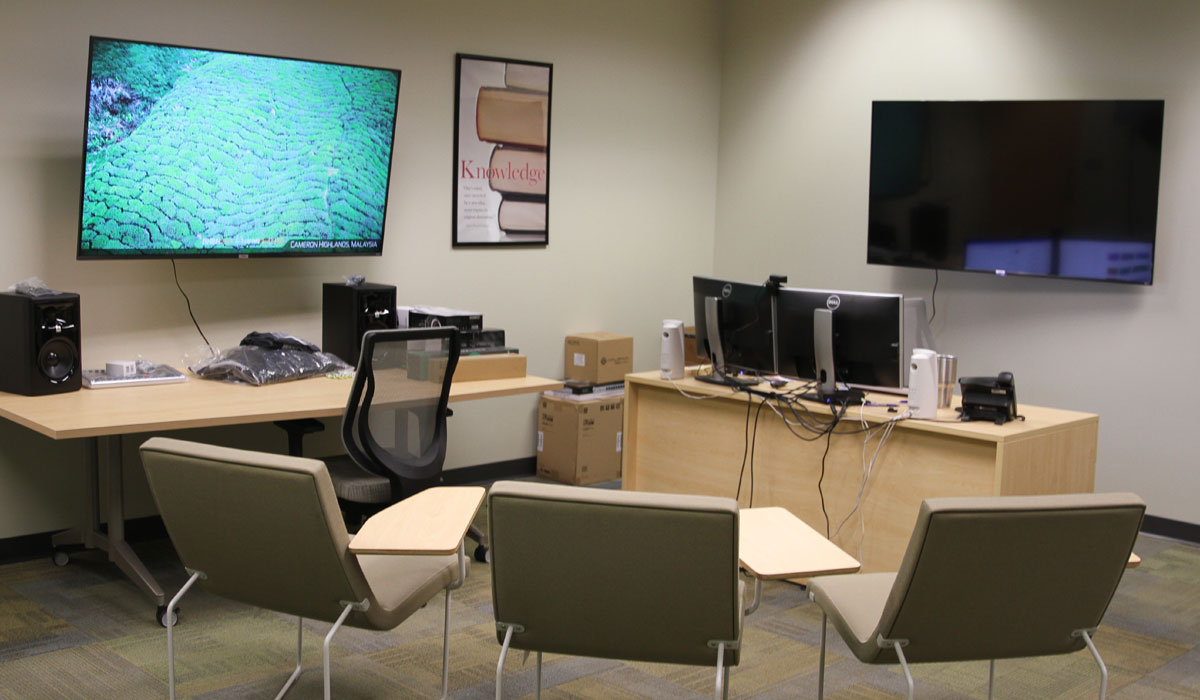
[
  {"xmin": 691, "ymin": 276, "xmax": 774, "ymax": 384},
  {"xmin": 77, "ymin": 37, "xmax": 401, "ymax": 258},
  {"xmin": 775, "ymin": 288, "xmax": 904, "ymax": 393}
]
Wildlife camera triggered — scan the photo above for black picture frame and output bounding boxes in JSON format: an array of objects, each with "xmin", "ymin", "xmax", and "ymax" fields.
[{"xmin": 452, "ymin": 53, "xmax": 552, "ymax": 247}]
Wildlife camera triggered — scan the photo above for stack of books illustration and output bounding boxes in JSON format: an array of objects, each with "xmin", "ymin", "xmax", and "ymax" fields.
[{"xmin": 475, "ymin": 63, "xmax": 549, "ymax": 234}]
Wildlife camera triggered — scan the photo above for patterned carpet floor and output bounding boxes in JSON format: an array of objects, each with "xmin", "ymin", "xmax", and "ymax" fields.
[{"xmin": 0, "ymin": 531, "xmax": 1197, "ymax": 699}]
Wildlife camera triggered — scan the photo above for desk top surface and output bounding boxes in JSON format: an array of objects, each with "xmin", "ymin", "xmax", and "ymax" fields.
[
  {"xmin": 349, "ymin": 486, "xmax": 486, "ymax": 556},
  {"xmin": 626, "ymin": 370, "xmax": 1097, "ymax": 444},
  {"xmin": 739, "ymin": 506, "xmax": 861, "ymax": 579},
  {"xmin": 0, "ymin": 373, "xmax": 561, "ymax": 440}
]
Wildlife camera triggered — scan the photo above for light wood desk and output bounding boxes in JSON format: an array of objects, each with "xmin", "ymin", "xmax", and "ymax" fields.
[
  {"xmin": 623, "ymin": 370, "xmax": 1098, "ymax": 574},
  {"xmin": 0, "ymin": 373, "xmax": 560, "ymax": 611}
]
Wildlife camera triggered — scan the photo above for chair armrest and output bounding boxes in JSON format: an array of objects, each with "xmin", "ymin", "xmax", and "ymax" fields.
[
  {"xmin": 738, "ymin": 507, "xmax": 861, "ymax": 580},
  {"xmin": 349, "ymin": 486, "xmax": 485, "ymax": 556}
]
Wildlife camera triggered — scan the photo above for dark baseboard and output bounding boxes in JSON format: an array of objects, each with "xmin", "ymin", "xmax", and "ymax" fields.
[
  {"xmin": 0, "ymin": 516, "xmax": 168, "ymax": 566},
  {"xmin": 0, "ymin": 458, "xmax": 537, "ymax": 564},
  {"xmin": 440, "ymin": 456, "xmax": 536, "ymax": 486},
  {"xmin": 1141, "ymin": 514, "xmax": 1200, "ymax": 545}
]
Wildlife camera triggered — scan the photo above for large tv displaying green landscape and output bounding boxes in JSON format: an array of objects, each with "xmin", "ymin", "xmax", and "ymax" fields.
[{"xmin": 77, "ymin": 37, "xmax": 401, "ymax": 258}]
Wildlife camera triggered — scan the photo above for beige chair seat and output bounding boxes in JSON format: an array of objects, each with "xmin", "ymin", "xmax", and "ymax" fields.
[
  {"xmin": 357, "ymin": 551, "xmax": 458, "ymax": 626},
  {"xmin": 808, "ymin": 572, "xmax": 893, "ymax": 656}
]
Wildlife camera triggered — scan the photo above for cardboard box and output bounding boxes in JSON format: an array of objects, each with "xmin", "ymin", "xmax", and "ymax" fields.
[
  {"xmin": 684, "ymin": 325, "xmax": 705, "ymax": 365},
  {"xmin": 564, "ymin": 332, "xmax": 633, "ymax": 384},
  {"xmin": 537, "ymin": 394, "xmax": 623, "ymax": 485},
  {"xmin": 422, "ymin": 353, "xmax": 527, "ymax": 382},
  {"xmin": 453, "ymin": 353, "xmax": 526, "ymax": 381}
]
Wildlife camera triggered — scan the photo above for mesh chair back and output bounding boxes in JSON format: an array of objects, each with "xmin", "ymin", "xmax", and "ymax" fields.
[
  {"xmin": 139, "ymin": 437, "xmax": 373, "ymax": 623},
  {"xmin": 488, "ymin": 481, "xmax": 742, "ymax": 666},
  {"xmin": 342, "ymin": 327, "xmax": 459, "ymax": 483},
  {"xmin": 878, "ymin": 492, "xmax": 1145, "ymax": 662}
]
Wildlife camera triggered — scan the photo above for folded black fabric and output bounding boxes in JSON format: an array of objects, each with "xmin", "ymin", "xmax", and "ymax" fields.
[
  {"xmin": 238, "ymin": 331, "xmax": 321, "ymax": 354},
  {"xmin": 190, "ymin": 336, "xmax": 350, "ymax": 386}
]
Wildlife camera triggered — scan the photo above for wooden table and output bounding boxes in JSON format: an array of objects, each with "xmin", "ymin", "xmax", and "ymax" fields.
[
  {"xmin": 622, "ymin": 370, "xmax": 1098, "ymax": 573},
  {"xmin": 0, "ymin": 373, "xmax": 560, "ymax": 610},
  {"xmin": 738, "ymin": 506, "xmax": 861, "ymax": 613}
]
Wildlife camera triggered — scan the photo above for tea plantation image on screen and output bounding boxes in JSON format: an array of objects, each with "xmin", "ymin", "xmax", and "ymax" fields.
[{"xmin": 79, "ymin": 38, "xmax": 400, "ymax": 257}]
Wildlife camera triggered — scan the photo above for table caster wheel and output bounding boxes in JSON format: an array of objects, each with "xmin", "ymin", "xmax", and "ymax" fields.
[
  {"xmin": 474, "ymin": 544, "xmax": 489, "ymax": 563},
  {"xmin": 157, "ymin": 605, "xmax": 179, "ymax": 628},
  {"xmin": 52, "ymin": 550, "xmax": 70, "ymax": 567}
]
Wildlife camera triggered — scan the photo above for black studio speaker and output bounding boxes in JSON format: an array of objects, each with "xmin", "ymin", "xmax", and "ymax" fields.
[
  {"xmin": 0, "ymin": 291, "xmax": 82, "ymax": 396},
  {"xmin": 322, "ymin": 282, "xmax": 398, "ymax": 366}
]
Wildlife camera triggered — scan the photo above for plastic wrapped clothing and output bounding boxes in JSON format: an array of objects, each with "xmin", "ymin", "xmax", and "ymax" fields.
[{"xmin": 189, "ymin": 332, "xmax": 351, "ymax": 385}]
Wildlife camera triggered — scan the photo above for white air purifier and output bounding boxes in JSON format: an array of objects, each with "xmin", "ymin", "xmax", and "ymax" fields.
[
  {"xmin": 908, "ymin": 348, "xmax": 938, "ymax": 419},
  {"xmin": 660, "ymin": 319, "xmax": 685, "ymax": 379}
]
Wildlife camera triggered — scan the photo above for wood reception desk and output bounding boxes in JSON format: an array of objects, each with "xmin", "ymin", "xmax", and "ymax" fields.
[{"xmin": 621, "ymin": 370, "xmax": 1097, "ymax": 573}]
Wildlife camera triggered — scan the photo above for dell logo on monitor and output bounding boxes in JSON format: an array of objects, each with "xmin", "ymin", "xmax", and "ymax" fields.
[
  {"xmin": 826, "ymin": 294, "xmax": 841, "ymax": 311},
  {"xmin": 721, "ymin": 283, "xmax": 733, "ymax": 298}
]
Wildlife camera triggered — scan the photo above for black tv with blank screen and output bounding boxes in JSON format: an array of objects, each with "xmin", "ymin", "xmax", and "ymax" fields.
[
  {"xmin": 77, "ymin": 37, "xmax": 401, "ymax": 258},
  {"xmin": 867, "ymin": 100, "xmax": 1163, "ymax": 284}
]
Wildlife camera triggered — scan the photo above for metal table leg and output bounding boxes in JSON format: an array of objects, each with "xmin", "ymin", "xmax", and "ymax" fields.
[{"xmin": 51, "ymin": 436, "xmax": 165, "ymax": 607}]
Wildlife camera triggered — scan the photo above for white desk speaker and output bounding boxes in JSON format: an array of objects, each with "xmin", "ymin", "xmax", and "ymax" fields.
[
  {"xmin": 908, "ymin": 348, "xmax": 938, "ymax": 419},
  {"xmin": 660, "ymin": 319, "xmax": 685, "ymax": 379}
]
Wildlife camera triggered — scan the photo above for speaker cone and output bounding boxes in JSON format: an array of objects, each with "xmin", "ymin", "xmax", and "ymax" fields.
[{"xmin": 38, "ymin": 337, "xmax": 79, "ymax": 383}]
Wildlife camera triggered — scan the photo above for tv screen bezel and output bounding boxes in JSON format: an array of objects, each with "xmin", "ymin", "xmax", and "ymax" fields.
[
  {"xmin": 865, "ymin": 99, "xmax": 1164, "ymax": 286},
  {"xmin": 76, "ymin": 36, "xmax": 402, "ymax": 260}
]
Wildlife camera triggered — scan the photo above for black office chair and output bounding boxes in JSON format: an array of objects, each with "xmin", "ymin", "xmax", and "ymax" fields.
[{"xmin": 324, "ymin": 327, "xmax": 488, "ymax": 560}]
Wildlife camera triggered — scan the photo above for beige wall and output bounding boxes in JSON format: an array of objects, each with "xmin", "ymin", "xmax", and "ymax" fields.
[
  {"xmin": 3, "ymin": 0, "xmax": 1197, "ymax": 540},
  {"xmin": 0, "ymin": 0, "xmax": 721, "ymax": 537},
  {"xmin": 717, "ymin": 0, "xmax": 1200, "ymax": 523}
]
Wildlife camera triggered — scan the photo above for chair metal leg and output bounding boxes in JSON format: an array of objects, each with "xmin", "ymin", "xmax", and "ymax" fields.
[
  {"xmin": 744, "ymin": 574, "xmax": 763, "ymax": 615},
  {"xmin": 714, "ymin": 642, "xmax": 726, "ymax": 700},
  {"xmin": 441, "ymin": 589, "xmax": 453, "ymax": 700},
  {"xmin": 536, "ymin": 651, "xmax": 543, "ymax": 700},
  {"xmin": 1076, "ymin": 628, "xmax": 1108, "ymax": 700},
  {"xmin": 441, "ymin": 542, "xmax": 466, "ymax": 700},
  {"xmin": 323, "ymin": 602, "xmax": 357, "ymax": 700},
  {"xmin": 818, "ymin": 612, "xmax": 827, "ymax": 700},
  {"xmin": 166, "ymin": 571, "xmax": 203, "ymax": 700},
  {"xmin": 893, "ymin": 641, "xmax": 914, "ymax": 700},
  {"xmin": 988, "ymin": 659, "xmax": 995, "ymax": 700},
  {"xmin": 496, "ymin": 624, "xmax": 514, "ymax": 700},
  {"xmin": 272, "ymin": 617, "xmax": 304, "ymax": 700}
]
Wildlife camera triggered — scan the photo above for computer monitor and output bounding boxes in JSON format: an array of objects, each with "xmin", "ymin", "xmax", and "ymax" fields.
[
  {"xmin": 775, "ymin": 288, "xmax": 904, "ymax": 392},
  {"xmin": 691, "ymin": 276, "xmax": 774, "ymax": 379}
]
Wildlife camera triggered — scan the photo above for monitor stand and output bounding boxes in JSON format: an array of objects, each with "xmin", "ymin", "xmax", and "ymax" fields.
[
  {"xmin": 696, "ymin": 368, "xmax": 761, "ymax": 388},
  {"xmin": 698, "ymin": 294, "xmax": 761, "ymax": 388},
  {"xmin": 802, "ymin": 308, "xmax": 863, "ymax": 405}
]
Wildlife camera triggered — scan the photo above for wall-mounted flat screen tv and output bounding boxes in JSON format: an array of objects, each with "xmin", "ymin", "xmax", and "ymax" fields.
[
  {"xmin": 77, "ymin": 37, "xmax": 401, "ymax": 258},
  {"xmin": 867, "ymin": 100, "xmax": 1164, "ymax": 284}
]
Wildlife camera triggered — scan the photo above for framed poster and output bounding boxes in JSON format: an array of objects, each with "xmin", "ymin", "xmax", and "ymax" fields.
[{"xmin": 452, "ymin": 54, "xmax": 552, "ymax": 246}]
